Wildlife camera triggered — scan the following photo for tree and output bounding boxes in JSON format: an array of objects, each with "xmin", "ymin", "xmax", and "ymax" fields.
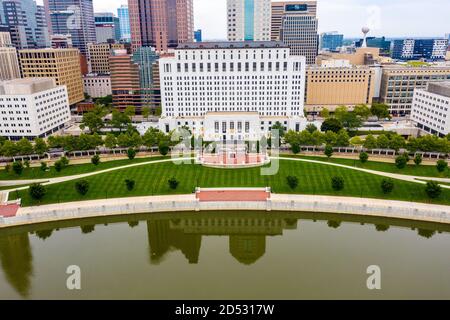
[
  {"xmin": 353, "ymin": 104, "xmax": 371, "ymax": 120},
  {"xmin": 395, "ymin": 155, "xmax": 408, "ymax": 169},
  {"xmin": 335, "ymin": 129, "xmax": 350, "ymax": 147},
  {"xmin": 425, "ymin": 181, "xmax": 442, "ymax": 199},
  {"xmin": 91, "ymin": 154, "xmax": 100, "ymax": 166},
  {"xmin": 359, "ymin": 152, "xmax": 369, "ymax": 163},
  {"xmin": 414, "ymin": 154, "xmax": 423, "ymax": 166},
  {"xmin": 350, "ymin": 136, "xmax": 363, "ymax": 147},
  {"xmin": 436, "ymin": 160, "xmax": 448, "ymax": 173},
  {"xmin": 286, "ymin": 176, "xmax": 299, "ymax": 190},
  {"xmin": 305, "ymin": 123, "xmax": 318, "ymax": 134},
  {"xmin": 124, "ymin": 106, "xmax": 136, "ymax": 117},
  {"xmin": 319, "ymin": 108, "xmax": 330, "ymax": 119},
  {"xmin": 324, "ymin": 145, "xmax": 333, "ymax": 158},
  {"xmin": 125, "ymin": 179, "xmax": 136, "ymax": 191},
  {"xmin": 338, "ymin": 112, "xmax": 363, "ymax": 131},
  {"xmin": 16, "ymin": 138, "xmax": 33, "ymax": 155},
  {"xmin": 376, "ymin": 134, "xmax": 390, "ymax": 149},
  {"xmin": 271, "ymin": 121, "xmax": 286, "ymax": 138},
  {"xmin": 158, "ymin": 141, "xmax": 170, "ymax": 156},
  {"xmin": 12, "ymin": 161, "xmax": 24, "ymax": 175},
  {"xmin": 111, "ymin": 110, "xmax": 131, "ymax": 132},
  {"xmin": 104, "ymin": 133, "xmax": 117, "ymax": 149},
  {"xmin": 80, "ymin": 107, "xmax": 105, "ymax": 134},
  {"xmin": 40, "ymin": 161, "xmax": 48, "ymax": 171},
  {"xmin": 127, "ymin": 148, "xmax": 137, "ymax": 160},
  {"xmin": 324, "ymin": 131, "xmax": 338, "ymax": 146},
  {"xmin": 381, "ymin": 179, "xmax": 394, "ymax": 194},
  {"xmin": 142, "ymin": 107, "xmax": 150, "ymax": 121},
  {"xmin": 75, "ymin": 180, "xmax": 89, "ymax": 196},
  {"xmin": 370, "ymin": 103, "xmax": 391, "ymax": 120},
  {"xmin": 29, "ymin": 183, "xmax": 46, "ymax": 201},
  {"xmin": 1, "ymin": 140, "xmax": 19, "ymax": 157},
  {"xmin": 168, "ymin": 177, "xmax": 179, "ymax": 190},
  {"xmin": 321, "ymin": 118, "xmax": 343, "ymax": 133},
  {"xmin": 363, "ymin": 134, "xmax": 377, "ymax": 150},
  {"xmin": 331, "ymin": 176, "xmax": 345, "ymax": 191},
  {"xmin": 389, "ymin": 135, "xmax": 406, "ymax": 151},
  {"xmin": 34, "ymin": 138, "xmax": 48, "ymax": 155}
]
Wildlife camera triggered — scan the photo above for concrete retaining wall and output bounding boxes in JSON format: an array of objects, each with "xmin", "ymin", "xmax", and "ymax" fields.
[{"xmin": 1, "ymin": 194, "xmax": 450, "ymax": 228}]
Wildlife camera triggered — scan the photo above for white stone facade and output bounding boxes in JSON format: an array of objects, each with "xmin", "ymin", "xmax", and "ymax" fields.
[
  {"xmin": 411, "ymin": 82, "xmax": 450, "ymax": 137},
  {"xmin": 158, "ymin": 41, "xmax": 307, "ymax": 140},
  {"xmin": 0, "ymin": 78, "xmax": 70, "ymax": 140}
]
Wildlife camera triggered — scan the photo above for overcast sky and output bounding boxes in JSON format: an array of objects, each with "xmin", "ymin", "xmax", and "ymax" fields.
[{"xmin": 37, "ymin": 0, "xmax": 450, "ymax": 40}]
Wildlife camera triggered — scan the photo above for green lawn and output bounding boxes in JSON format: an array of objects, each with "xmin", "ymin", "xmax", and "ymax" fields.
[
  {"xmin": 281, "ymin": 154, "xmax": 450, "ymax": 178},
  {"xmin": 11, "ymin": 159, "xmax": 450, "ymax": 207},
  {"xmin": 0, "ymin": 156, "xmax": 168, "ymax": 180}
]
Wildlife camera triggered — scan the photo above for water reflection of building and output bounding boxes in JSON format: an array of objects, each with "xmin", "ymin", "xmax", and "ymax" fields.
[
  {"xmin": 146, "ymin": 216, "xmax": 298, "ymax": 265},
  {"xmin": 0, "ymin": 233, "xmax": 33, "ymax": 298}
]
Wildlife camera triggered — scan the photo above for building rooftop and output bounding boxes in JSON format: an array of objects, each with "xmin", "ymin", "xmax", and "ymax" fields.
[
  {"xmin": 0, "ymin": 78, "xmax": 58, "ymax": 95},
  {"xmin": 177, "ymin": 41, "xmax": 288, "ymax": 50}
]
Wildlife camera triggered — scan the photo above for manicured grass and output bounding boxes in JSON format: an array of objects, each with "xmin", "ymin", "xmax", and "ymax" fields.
[
  {"xmin": 0, "ymin": 156, "xmax": 168, "ymax": 180},
  {"xmin": 281, "ymin": 154, "xmax": 450, "ymax": 178},
  {"xmin": 11, "ymin": 159, "xmax": 450, "ymax": 207}
]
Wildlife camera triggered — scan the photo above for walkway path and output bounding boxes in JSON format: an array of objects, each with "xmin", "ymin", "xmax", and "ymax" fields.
[
  {"xmin": 0, "ymin": 156, "xmax": 449, "ymax": 203},
  {"xmin": 1, "ymin": 192, "xmax": 449, "ymax": 228}
]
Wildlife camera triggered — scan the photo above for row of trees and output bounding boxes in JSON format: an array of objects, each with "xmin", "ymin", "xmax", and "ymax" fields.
[
  {"xmin": 319, "ymin": 104, "xmax": 391, "ymax": 133},
  {"xmin": 285, "ymin": 174, "xmax": 442, "ymax": 199},
  {"xmin": 0, "ymin": 127, "xmax": 175, "ymax": 157},
  {"xmin": 285, "ymin": 126, "xmax": 450, "ymax": 154}
]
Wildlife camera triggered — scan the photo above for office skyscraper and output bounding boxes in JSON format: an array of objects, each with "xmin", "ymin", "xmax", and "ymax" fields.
[
  {"xmin": 128, "ymin": 0, "xmax": 194, "ymax": 53},
  {"xmin": 117, "ymin": 5, "xmax": 130, "ymax": 42},
  {"xmin": 320, "ymin": 32, "xmax": 343, "ymax": 52},
  {"xmin": 227, "ymin": 0, "xmax": 271, "ymax": 41},
  {"xmin": 271, "ymin": 1, "xmax": 318, "ymax": 65},
  {"xmin": 0, "ymin": 0, "xmax": 49, "ymax": 49},
  {"xmin": 44, "ymin": 0, "xmax": 96, "ymax": 55},
  {"xmin": 95, "ymin": 12, "xmax": 121, "ymax": 43}
]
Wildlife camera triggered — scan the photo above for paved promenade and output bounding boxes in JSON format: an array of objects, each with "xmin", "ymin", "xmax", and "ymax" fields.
[{"xmin": 1, "ymin": 192, "xmax": 450, "ymax": 228}]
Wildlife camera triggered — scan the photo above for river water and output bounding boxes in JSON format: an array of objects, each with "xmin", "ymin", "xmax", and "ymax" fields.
[{"xmin": 1, "ymin": 211, "xmax": 450, "ymax": 299}]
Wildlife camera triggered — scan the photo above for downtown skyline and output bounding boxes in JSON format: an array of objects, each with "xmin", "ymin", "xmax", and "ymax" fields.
[{"xmin": 34, "ymin": 0, "xmax": 450, "ymax": 40}]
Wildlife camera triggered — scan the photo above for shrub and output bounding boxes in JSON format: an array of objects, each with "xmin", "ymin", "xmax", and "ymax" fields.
[
  {"xmin": 12, "ymin": 161, "xmax": 24, "ymax": 175},
  {"xmin": 425, "ymin": 181, "xmax": 442, "ymax": 199},
  {"xmin": 436, "ymin": 160, "xmax": 448, "ymax": 173},
  {"xmin": 125, "ymin": 179, "xmax": 136, "ymax": 191},
  {"xmin": 359, "ymin": 152, "xmax": 369, "ymax": 163},
  {"xmin": 4, "ymin": 164, "xmax": 11, "ymax": 173},
  {"xmin": 380, "ymin": 179, "xmax": 394, "ymax": 194},
  {"xmin": 60, "ymin": 156, "xmax": 69, "ymax": 167},
  {"xmin": 75, "ymin": 180, "xmax": 89, "ymax": 196},
  {"xmin": 40, "ymin": 162, "xmax": 48, "ymax": 171},
  {"xmin": 159, "ymin": 142, "xmax": 170, "ymax": 156},
  {"xmin": 29, "ymin": 183, "xmax": 46, "ymax": 201},
  {"xmin": 286, "ymin": 176, "xmax": 299, "ymax": 190},
  {"xmin": 291, "ymin": 143, "xmax": 301, "ymax": 154},
  {"xmin": 54, "ymin": 160, "xmax": 63, "ymax": 172},
  {"xmin": 395, "ymin": 155, "xmax": 408, "ymax": 169},
  {"xmin": 331, "ymin": 176, "xmax": 344, "ymax": 191},
  {"xmin": 91, "ymin": 154, "xmax": 100, "ymax": 166},
  {"xmin": 414, "ymin": 154, "xmax": 423, "ymax": 166},
  {"xmin": 168, "ymin": 177, "xmax": 179, "ymax": 190},
  {"xmin": 24, "ymin": 160, "xmax": 30, "ymax": 168},
  {"xmin": 324, "ymin": 145, "xmax": 333, "ymax": 158},
  {"xmin": 127, "ymin": 148, "xmax": 136, "ymax": 160}
]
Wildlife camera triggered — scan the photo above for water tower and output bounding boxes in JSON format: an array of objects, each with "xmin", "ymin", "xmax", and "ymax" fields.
[{"xmin": 361, "ymin": 27, "xmax": 370, "ymax": 48}]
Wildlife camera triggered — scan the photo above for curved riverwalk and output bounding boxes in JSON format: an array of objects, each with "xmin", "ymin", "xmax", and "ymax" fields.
[{"xmin": 1, "ymin": 193, "xmax": 450, "ymax": 228}]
